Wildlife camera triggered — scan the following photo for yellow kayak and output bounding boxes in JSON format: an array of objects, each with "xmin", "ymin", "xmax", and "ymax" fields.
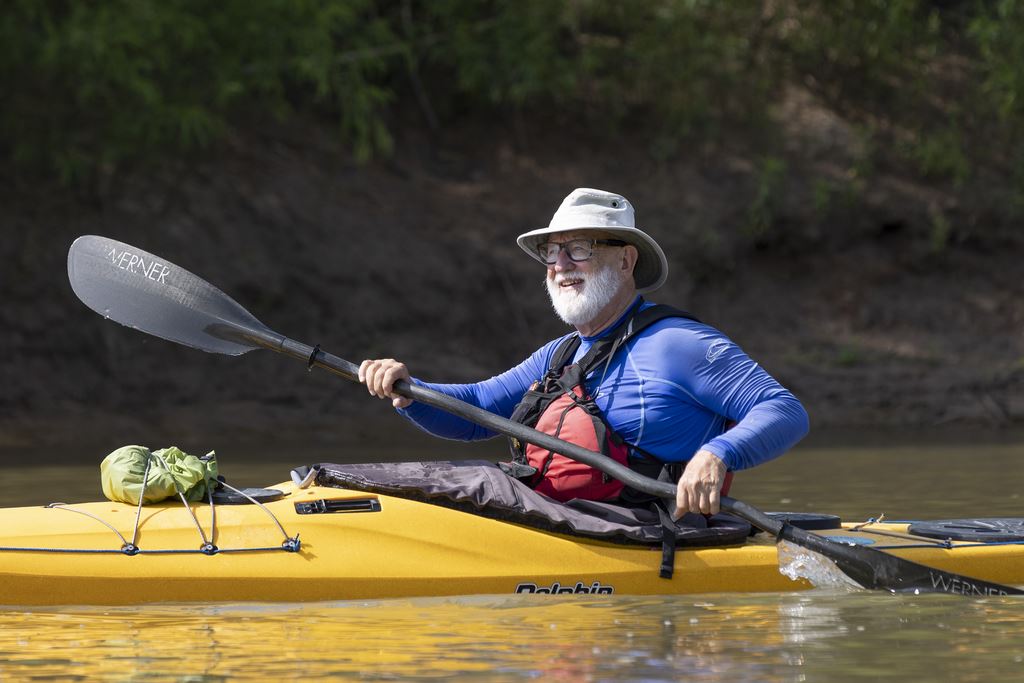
[{"xmin": 0, "ymin": 476, "xmax": 1021, "ymax": 606}]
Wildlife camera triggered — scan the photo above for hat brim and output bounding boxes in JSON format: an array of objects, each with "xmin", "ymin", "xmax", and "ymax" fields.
[{"xmin": 516, "ymin": 225, "xmax": 668, "ymax": 294}]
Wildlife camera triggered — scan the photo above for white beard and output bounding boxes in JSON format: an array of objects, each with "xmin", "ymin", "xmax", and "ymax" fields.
[{"xmin": 545, "ymin": 262, "xmax": 624, "ymax": 327}]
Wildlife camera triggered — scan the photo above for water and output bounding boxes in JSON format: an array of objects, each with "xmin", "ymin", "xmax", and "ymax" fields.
[
  {"xmin": 0, "ymin": 594, "xmax": 1021, "ymax": 681},
  {"xmin": 0, "ymin": 437, "xmax": 1021, "ymax": 681}
]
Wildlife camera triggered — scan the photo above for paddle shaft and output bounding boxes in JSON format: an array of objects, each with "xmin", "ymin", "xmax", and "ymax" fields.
[
  {"xmin": 291, "ymin": 343, "xmax": 678, "ymax": 498},
  {"xmin": 257, "ymin": 333, "xmax": 687, "ymax": 501}
]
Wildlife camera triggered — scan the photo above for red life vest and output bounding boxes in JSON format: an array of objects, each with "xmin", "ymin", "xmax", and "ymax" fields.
[{"xmin": 507, "ymin": 303, "xmax": 702, "ymax": 503}]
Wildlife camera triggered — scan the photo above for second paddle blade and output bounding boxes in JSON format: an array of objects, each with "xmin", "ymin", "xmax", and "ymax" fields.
[{"xmin": 68, "ymin": 235, "xmax": 272, "ymax": 356}]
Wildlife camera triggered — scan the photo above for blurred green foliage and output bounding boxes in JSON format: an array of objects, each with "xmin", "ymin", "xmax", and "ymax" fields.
[
  {"xmin": 3, "ymin": 0, "xmax": 1024, "ymax": 190},
  {"xmin": 1, "ymin": 0, "xmax": 401, "ymax": 181}
]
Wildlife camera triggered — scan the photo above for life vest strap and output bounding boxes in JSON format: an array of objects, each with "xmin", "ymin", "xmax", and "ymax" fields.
[
  {"xmin": 546, "ymin": 300, "xmax": 700, "ymax": 379},
  {"xmin": 506, "ymin": 300, "xmax": 717, "ymax": 504}
]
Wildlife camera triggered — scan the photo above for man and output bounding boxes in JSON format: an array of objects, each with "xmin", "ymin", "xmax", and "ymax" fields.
[{"xmin": 360, "ymin": 188, "xmax": 808, "ymax": 515}]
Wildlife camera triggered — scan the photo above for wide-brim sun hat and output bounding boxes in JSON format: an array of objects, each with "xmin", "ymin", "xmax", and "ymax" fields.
[{"xmin": 516, "ymin": 188, "xmax": 668, "ymax": 293}]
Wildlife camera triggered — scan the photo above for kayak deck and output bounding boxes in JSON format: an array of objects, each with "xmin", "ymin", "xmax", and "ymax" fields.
[{"xmin": 0, "ymin": 480, "xmax": 1020, "ymax": 605}]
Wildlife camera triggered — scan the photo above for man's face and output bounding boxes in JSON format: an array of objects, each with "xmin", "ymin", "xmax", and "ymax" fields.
[{"xmin": 543, "ymin": 231, "xmax": 629, "ymax": 326}]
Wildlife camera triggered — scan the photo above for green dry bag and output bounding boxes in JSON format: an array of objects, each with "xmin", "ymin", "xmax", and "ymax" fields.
[{"xmin": 100, "ymin": 445, "xmax": 219, "ymax": 505}]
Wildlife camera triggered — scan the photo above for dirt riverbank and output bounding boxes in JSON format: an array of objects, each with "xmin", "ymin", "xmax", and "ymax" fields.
[{"xmin": 2, "ymin": 90, "xmax": 1022, "ymax": 454}]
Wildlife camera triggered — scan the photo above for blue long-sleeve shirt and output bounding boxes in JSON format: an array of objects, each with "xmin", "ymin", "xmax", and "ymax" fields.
[{"xmin": 398, "ymin": 298, "xmax": 809, "ymax": 471}]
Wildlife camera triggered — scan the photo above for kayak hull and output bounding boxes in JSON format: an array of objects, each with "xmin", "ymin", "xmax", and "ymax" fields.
[{"xmin": 0, "ymin": 482, "xmax": 1020, "ymax": 605}]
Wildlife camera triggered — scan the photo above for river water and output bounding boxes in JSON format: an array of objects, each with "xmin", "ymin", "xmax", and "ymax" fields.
[{"xmin": 0, "ymin": 436, "xmax": 1021, "ymax": 681}]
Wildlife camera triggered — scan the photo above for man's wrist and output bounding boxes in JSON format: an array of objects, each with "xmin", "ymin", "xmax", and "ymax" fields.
[{"xmin": 696, "ymin": 447, "xmax": 729, "ymax": 471}]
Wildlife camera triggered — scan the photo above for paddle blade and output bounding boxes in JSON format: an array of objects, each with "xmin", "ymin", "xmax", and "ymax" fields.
[
  {"xmin": 68, "ymin": 235, "xmax": 275, "ymax": 356},
  {"xmin": 780, "ymin": 522, "xmax": 1024, "ymax": 596},
  {"xmin": 721, "ymin": 498, "xmax": 1024, "ymax": 596}
]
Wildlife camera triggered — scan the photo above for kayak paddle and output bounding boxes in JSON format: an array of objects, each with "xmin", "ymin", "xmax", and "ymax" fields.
[{"xmin": 68, "ymin": 235, "xmax": 1023, "ymax": 596}]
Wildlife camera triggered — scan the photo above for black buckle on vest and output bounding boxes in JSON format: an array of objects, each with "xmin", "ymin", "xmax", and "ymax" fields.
[{"xmin": 498, "ymin": 460, "xmax": 540, "ymax": 482}]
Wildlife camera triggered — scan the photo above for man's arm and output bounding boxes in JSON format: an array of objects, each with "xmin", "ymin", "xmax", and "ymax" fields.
[
  {"xmin": 358, "ymin": 337, "xmax": 565, "ymax": 441},
  {"xmin": 657, "ymin": 324, "xmax": 809, "ymax": 514}
]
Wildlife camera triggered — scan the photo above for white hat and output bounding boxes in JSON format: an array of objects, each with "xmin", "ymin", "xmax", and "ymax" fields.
[{"xmin": 516, "ymin": 188, "xmax": 668, "ymax": 293}]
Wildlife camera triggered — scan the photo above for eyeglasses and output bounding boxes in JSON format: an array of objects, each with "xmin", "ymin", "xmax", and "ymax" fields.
[{"xmin": 536, "ymin": 238, "xmax": 627, "ymax": 264}]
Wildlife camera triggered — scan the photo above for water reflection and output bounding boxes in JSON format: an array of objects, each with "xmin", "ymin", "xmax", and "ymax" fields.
[{"xmin": 0, "ymin": 594, "xmax": 1022, "ymax": 681}]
